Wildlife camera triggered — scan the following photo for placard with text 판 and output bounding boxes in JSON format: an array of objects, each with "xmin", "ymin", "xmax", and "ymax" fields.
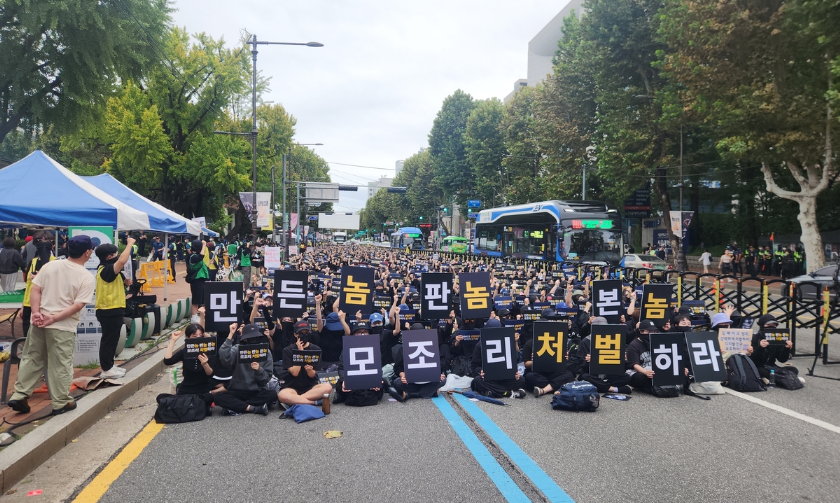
[
  {"xmin": 338, "ymin": 267, "xmax": 375, "ymax": 314},
  {"xmin": 342, "ymin": 335, "xmax": 382, "ymax": 390},
  {"xmin": 459, "ymin": 272, "xmax": 493, "ymax": 319},
  {"xmin": 238, "ymin": 343, "xmax": 269, "ymax": 363},
  {"xmin": 640, "ymin": 284, "xmax": 673, "ymax": 323},
  {"xmin": 402, "ymin": 330, "xmax": 441, "ymax": 383},
  {"xmin": 592, "ymin": 280, "xmax": 623, "ymax": 324},
  {"xmin": 184, "ymin": 337, "xmax": 217, "ymax": 359},
  {"xmin": 420, "ymin": 273, "xmax": 453, "ymax": 320},
  {"xmin": 685, "ymin": 332, "xmax": 726, "ymax": 382},
  {"xmin": 650, "ymin": 333, "xmax": 687, "ymax": 387},
  {"xmin": 273, "ymin": 270, "xmax": 308, "ymax": 319},
  {"xmin": 764, "ymin": 328, "xmax": 790, "ymax": 345},
  {"xmin": 204, "ymin": 282, "xmax": 244, "ymax": 333},
  {"xmin": 481, "ymin": 327, "xmax": 517, "ymax": 381},
  {"xmin": 589, "ymin": 324, "xmax": 627, "ymax": 375},
  {"xmin": 531, "ymin": 322, "xmax": 567, "ymax": 373}
]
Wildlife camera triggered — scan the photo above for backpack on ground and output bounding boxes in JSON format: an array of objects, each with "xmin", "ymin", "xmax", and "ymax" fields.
[
  {"xmin": 451, "ymin": 355, "xmax": 471, "ymax": 377},
  {"xmin": 154, "ymin": 393, "xmax": 207, "ymax": 423},
  {"xmin": 550, "ymin": 381, "xmax": 600, "ymax": 412},
  {"xmin": 767, "ymin": 365, "xmax": 804, "ymax": 390},
  {"xmin": 652, "ymin": 385, "xmax": 681, "ymax": 398},
  {"xmin": 726, "ymin": 354, "xmax": 766, "ymax": 392}
]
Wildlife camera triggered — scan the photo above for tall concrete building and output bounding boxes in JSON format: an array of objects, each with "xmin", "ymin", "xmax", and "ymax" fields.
[
  {"xmin": 367, "ymin": 176, "xmax": 393, "ymax": 198},
  {"xmin": 527, "ymin": 0, "xmax": 585, "ymax": 86},
  {"xmin": 395, "ymin": 160, "xmax": 404, "ymax": 177}
]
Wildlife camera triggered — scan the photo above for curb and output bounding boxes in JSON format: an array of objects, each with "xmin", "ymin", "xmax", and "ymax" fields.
[{"xmin": 0, "ymin": 331, "xmax": 185, "ymax": 493}]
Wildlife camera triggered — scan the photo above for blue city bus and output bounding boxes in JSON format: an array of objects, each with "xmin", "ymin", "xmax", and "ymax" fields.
[
  {"xmin": 473, "ymin": 200, "xmax": 624, "ymax": 265},
  {"xmin": 390, "ymin": 227, "xmax": 425, "ymax": 250}
]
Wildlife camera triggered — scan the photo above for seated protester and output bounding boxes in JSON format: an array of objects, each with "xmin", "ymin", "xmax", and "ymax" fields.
[
  {"xmin": 163, "ymin": 324, "xmax": 218, "ymax": 413},
  {"xmin": 469, "ymin": 318, "xmax": 527, "ymax": 399},
  {"xmin": 392, "ymin": 323, "xmax": 446, "ymax": 400},
  {"xmin": 750, "ymin": 314, "xmax": 800, "ymax": 383},
  {"xmin": 277, "ymin": 321, "xmax": 333, "ymax": 407},
  {"xmin": 319, "ymin": 303, "xmax": 351, "ymax": 366},
  {"xmin": 576, "ymin": 316, "xmax": 633, "ymax": 394},
  {"xmin": 215, "ymin": 323, "xmax": 275, "ymax": 416},
  {"xmin": 673, "ymin": 313, "xmax": 692, "ymax": 332},
  {"xmin": 626, "ymin": 319, "xmax": 689, "ymax": 394},
  {"xmin": 334, "ymin": 322, "xmax": 385, "ymax": 406},
  {"xmin": 526, "ymin": 309, "xmax": 575, "ymax": 397},
  {"xmin": 371, "ymin": 305, "xmax": 401, "ymax": 385}
]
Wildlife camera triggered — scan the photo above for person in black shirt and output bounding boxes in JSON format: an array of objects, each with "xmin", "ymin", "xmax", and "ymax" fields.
[
  {"xmin": 277, "ymin": 321, "xmax": 332, "ymax": 407},
  {"xmin": 392, "ymin": 323, "xmax": 446, "ymax": 400},
  {"xmin": 163, "ymin": 324, "xmax": 216, "ymax": 414},
  {"xmin": 469, "ymin": 319, "xmax": 527, "ymax": 398}
]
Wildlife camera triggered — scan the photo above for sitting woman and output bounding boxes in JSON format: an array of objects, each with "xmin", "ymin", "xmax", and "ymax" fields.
[
  {"xmin": 163, "ymin": 324, "xmax": 217, "ymax": 413},
  {"xmin": 215, "ymin": 323, "xmax": 275, "ymax": 416},
  {"xmin": 277, "ymin": 321, "xmax": 333, "ymax": 407}
]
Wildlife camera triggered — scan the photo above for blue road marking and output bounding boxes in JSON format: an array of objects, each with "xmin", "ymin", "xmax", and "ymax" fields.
[
  {"xmin": 431, "ymin": 396, "xmax": 531, "ymax": 503},
  {"xmin": 453, "ymin": 393, "xmax": 575, "ymax": 503}
]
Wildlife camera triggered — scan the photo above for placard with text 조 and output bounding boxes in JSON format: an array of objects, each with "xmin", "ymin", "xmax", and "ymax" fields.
[{"xmin": 402, "ymin": 329, "xmax": 441, "ymax": 383}]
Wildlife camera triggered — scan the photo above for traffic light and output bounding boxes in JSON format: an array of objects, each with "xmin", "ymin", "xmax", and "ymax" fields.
[{"xmin": 419, "ymin": 216, "xmax": 423, "ymax": 221}]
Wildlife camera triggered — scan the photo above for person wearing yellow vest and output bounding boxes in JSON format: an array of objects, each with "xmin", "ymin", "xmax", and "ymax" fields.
[
  {"xmin": 204, "ymin": 240, "xmax": 218, "ymax": 281},
  {"xmin": 20, "ymin": 233, "xmax": 56, "ymax": 337},
  {"xmin": 94, "ymin": 238, "xmax": 134, "ymax": 379},
  {"xmin": 187, "ymin": 240, "xmax": 209, "ymax": 317}
]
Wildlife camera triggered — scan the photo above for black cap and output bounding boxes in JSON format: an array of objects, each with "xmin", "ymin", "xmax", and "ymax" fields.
[
  {"xmin": 240, "ymin": 324, "xmax": 263, "ymax": 340},
  {"xmin": 638, "ymin": 320, "xmax": 657, "ymax": 332},
  {"xmin": 352, "ymin": 322, "xmax": 370, "ymax": 333},
  {"xmin": 68, "ymin": 235, "xmax": 94, "ymax": 257},
  {"xmin": 410, "ymin": 323, "xmax": 425, "ymax": 330},
  {"xmin": 496, "ymin": 308, "xmax": 511, "ymax": 317},
  {"xmin": 541, "ymin": 308, "xmax": 557, "ymax": 320},
  {"xmin": 293, "ymin": 321, "xmax": 310, "ymax": 333}
]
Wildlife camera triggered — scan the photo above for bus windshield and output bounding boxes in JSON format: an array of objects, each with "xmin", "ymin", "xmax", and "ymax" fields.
[{"xmin": 563, "ymin": 228, "xmax": 622, "ymax": 264}]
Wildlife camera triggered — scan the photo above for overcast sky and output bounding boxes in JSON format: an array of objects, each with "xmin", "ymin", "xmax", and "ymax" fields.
[{"xmin": 170, "ymin": 0, "xmax": 571, "ymax": 213}]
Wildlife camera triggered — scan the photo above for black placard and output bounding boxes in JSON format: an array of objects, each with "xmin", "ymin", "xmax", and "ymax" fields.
[
  {"xmin": 318, "ymin": 371, "xmax": 340, "ymax": 386},
  {"xmin": 589, "ymin": 324, "xmax": 627, "ymax": 375},
  {"xmin": 238, "ymin": 343, "xmax": 269, "ymax": 363},
  {"xmin": 531, "ymin": 322, "xmax": 567, "ymax": 373},
  {"xmin": 290, "ymin": 349, "xmax": 322, "ymax": 368},
  {"xmin": 338, "ymin": 267, "xmax": 375, "ymax": 314},
  {"xmin": 373, "ymin": 296, "xmax": 393, "ymax": 310},
  {"xmin": 341, "ymin": 334, "xmax": 382, "ymax": 390},
  {"xmin": 460, "ymin": 272, "xmax": 493, "ymax": 319},
  {"xmin": 640, "ymin": 284, "xmax": 673, "ymax": 323},
  {"xmin": 685, "ymin": 332, "xmax": 726, "ymax": 382},
  {"xmin": 273, "ymin": 270, "xmax": 308, "ymax": 319},
  {"xmin": 650, "ymin": 332, "xmax": 687, "ymax": 387},
  {"xmin": 480, "ymin": 327, "xmax": 517, "ymax": 381},
  {"xmin": 420, "ymin": 273, "xmax": 454, "ymax": 320},
  {"xmin": 402, "ymin": 330, "xmax": 442, "ymax": 383},
  {"xmin": 764, "ymin": 329, "xmax": 790, "ymax": 345},
  {"xmin": 398, "ymin": 309, "xmax": 418, "ymax": 325},
  {"xmin": 503, "ymin": 319, "xmax": 525, "ymax": 339},
  {"xmin": 204, "ymin": 281, "xmax": 244, "ymax": 333},
  {"xmin": 184, "ymin": 337, "xmax": 217, "ymax": 359},
  {"xmin": 592, "ymin": 280, "xmax": 623, "ymax": 324}
]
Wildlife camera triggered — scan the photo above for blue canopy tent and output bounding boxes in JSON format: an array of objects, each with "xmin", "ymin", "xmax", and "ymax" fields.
[
  {"xmin": 0, "ymin": 151, "xmax": 149, "ymax": 230},
  {"xmin": 202, "ymin": 227, "xmax": 219, "ymax": 237}
]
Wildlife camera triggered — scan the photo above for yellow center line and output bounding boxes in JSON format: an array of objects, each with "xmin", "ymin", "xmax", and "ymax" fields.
[{"xmin": 72, "ymin": 420, "xmax": 165, "ymax": 503}]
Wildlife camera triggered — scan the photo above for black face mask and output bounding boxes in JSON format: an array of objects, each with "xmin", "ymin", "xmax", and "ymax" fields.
[
  {"xmin": 674, "ymin": 325, "xmax": 691, "ymax": 332},
  {"xmin": 102, "ymin": 256, "xmax": 119, "ymax": 266},
  {"xmin": 370, "ymin": 325, "xmax": 384, "ymax": 335},
  {"xmin": 281, "ymin": 321, "xmax": 294, "ymax": 332}
]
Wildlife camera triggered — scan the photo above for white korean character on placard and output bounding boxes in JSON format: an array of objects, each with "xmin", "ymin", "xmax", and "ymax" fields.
[
  {"xmin": 654, "ymin": 343, "xmax": 682, "ymax": 376},
  {"xmin": 486, "ymin": 339, "xmax": 513, "ymax": 369},
  {"xmin": 347, "ymin": 348, "xmax": 377, "ymax": 376},
  {"xmin": 597, "ymin": 288, "xmax": 621, "ymax": 316},
  {"xmin": 691, "ymin": 340, "xmax": 721, "ymax": 372},
  {"xmin": 211, "ymin": 291, "xmax": 240, "ymax": 322},
  {"xmin": 425, "ymin": 283, "xmax": 451, "ymax": 311},
  {"xmin": 277, "ymin": 279, "xmax": 305, "ymax": 309},
  {"xmin": 407, "ymin": 341, "xmax": 437, "ymax": 369}
]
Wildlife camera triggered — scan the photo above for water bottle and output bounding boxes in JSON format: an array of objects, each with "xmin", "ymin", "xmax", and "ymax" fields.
[{"xmin": 768, "ymin": 369, "xmax": 775, "ymax": 389}]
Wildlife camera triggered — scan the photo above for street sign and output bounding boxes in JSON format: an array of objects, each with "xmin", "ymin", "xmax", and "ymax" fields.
[
  {"xmin": 468, "ymin": 212, "xmax": 479, "ymax": 219},
  {"xmin": 468, "ymin": 200, "xmax": 481, "ymax": 208},
  {"xmin": 308, "ymin": 215, "xmax": 317, "ymax": 221},
  {"xmin": 623, "ymin": 188, "xmax": 651, "ymax": 218},
  {"xmin": 304, "ymin": 182, "xmax": 340, "ymax": 204}
]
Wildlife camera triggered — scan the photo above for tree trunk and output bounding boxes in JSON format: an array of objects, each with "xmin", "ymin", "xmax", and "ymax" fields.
[{"xmin": 796, "ymin": 197, "xmax": 825, "ymax": 272}]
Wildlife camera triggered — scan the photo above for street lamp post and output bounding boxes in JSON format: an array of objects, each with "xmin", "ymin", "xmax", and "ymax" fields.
[
  {"xmin": 215, "ymin": 35, "xmax": 322, "ymax": 244},
  {"xmin": 282, "ymin": 143, "xmax": 322, "ymax": 252}
]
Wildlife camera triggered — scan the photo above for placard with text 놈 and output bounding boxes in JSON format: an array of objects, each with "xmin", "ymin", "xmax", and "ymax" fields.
[
  {"xmin": 338, "ymin": 267, "xmax": 375, "ymax": 314},
  {"xmin": 459, "ymin": 272, "xmax": 493, "ymax": 319},
  {"xmin": 640, "ymin": 284, "xmax": 673, "ymax": 324}
]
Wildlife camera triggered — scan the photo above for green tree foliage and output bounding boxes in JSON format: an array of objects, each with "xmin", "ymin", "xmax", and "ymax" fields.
[
  {"xmin": 428, "ymin": 90, "xmax": 476, "ymax": 211},
  {"xmin": 0, "ymin": 0, "xmax": 170, "ymax": 143},
  {"xmin": 464, "ymin": 98, "xmax": 506, "ymax": 206}
]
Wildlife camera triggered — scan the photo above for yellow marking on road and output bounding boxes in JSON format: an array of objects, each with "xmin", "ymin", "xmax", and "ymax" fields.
[{"xmin": 72, "ymin": 420, "xmax": 164, "ymax": 503}]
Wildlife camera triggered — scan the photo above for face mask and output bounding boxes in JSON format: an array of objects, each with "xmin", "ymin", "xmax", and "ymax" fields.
[
  {"xmin": 102, "ymin": 256, "xmax": 119, "ymax": 266},
  {"xmin": 370, "ymin": 325, "xmax": 384, "ymax": 335},
  {"xmin": 281, "ymin": 321, "xmax": 294, "ymax": 332},
  {"xmin": 675, "ymin": 325, "xmax": 690, "ymax": 332}
]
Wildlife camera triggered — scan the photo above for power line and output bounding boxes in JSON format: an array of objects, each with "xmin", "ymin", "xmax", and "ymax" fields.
[{"xmin": 327, "ymin": 162, "xmax": 395, "ymax": 171}]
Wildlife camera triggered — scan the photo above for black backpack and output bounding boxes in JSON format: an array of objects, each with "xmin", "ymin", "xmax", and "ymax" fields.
[
  {"xmin": 451, "ymin": 355, "xmax": 471, "ymax": 377},
  {"xmin": 768, "ymin": 365, "xmax": 804, "ymax": 390},
  {"xmin": 154, "ymin": 393, "xmax": 207, "ymax": 423},
  {"xmin": 550, "ymin": 381, "xmax": 600, "ymax": 412},
  {"xmin": 726, "ymin": 354, "xmax": 766, "ymax": 392}
]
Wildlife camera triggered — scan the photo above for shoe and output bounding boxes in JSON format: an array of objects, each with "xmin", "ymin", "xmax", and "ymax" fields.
[
  {"xmin": 100, "ymin": 368, "xmax": 124, "ymax": 379},
  {"xmin": 222, "ymin": 408, "xmax": 241, "ymax": 416},
  {"xmin": 533, "ymin": 387, "xmax": 546, "ymax": 398},
  {"xmin": 617, "ymin": 386, "xmax": 633, "ymax": 395},
  {"xmin": 313, "ymin": 399, "xmax": 323, "ymax": 406},
  {"xmin": 798, "ymin": 376, "xmax": 806, "ymax": 384},
  {"xmin": 513, "ymin": 389, "xmax": 527, "ymax": 399},
  {"xmin": 112, "ymin": 366, "xmax": 127, "ymax": 376},
  {"xmin": 762, "ymin": 378, "xmax": 770, "ymax": 385},
  {"xmin": 8, "ymin": 398, "xmax": 30, "ymax": 414},
  {"xmin": 280, "ymin": 402, "xmax": 290, "ymax": 410},
  {"xmin": 51, "ymin": 401, "xmax": 77, "ymax": 415},
  {"xmin": 252, "ymin": 404, "xmax": 268, "ymax": 416},
  {"xmin": 386, "ymin": 386, "xmax": 406, "ymax": 402}
]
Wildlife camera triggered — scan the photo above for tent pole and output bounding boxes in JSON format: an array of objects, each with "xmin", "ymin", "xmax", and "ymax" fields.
[{"xmin": 163, "ymin": 233, "xmax": 169, "ymax": 303}]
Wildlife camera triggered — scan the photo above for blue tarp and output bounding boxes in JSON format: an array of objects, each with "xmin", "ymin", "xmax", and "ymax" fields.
[
  {"xmin": 0, "ymin": 151, "xmax": 150, "ymax": 230},
  {"xmin": 202, "ymin": 227, "xmax": 219, "ymax": 237},
  {"xmin": 83, "ymin": 174, "xmax": 201, "ymax": 235}
]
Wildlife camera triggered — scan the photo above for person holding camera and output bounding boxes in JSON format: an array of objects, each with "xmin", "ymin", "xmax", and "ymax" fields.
[{"xmin": 277, "ymin": 321, "xmax": 333, "ymax": 407}]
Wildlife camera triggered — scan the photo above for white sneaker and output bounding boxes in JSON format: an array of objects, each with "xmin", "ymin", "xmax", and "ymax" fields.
[
  {"xmin": 798, "ymin": 376, "xmax": 806, "ymax": 384},
  {"xmin": 100, "ymin": 368, "xmax": 124, "ymax": 379},
  {"xmin": 113, "ymin": 366, "xmax": 127, "ymax": 376}
]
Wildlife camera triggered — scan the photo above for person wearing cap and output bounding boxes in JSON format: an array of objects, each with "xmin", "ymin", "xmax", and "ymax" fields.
[
  {"xmin": 749, "ymin": 314, "xmax": 799, "ymax": 383},
  {"xmin": 391, "ymin": 323, "xmax": 446, "ymax": 400},
  {"xmin": 469, "ymin": 318, "xmax": 527, "ymax": 399},
  {"xmin": 319, "ymin": 307, "xmax": 351, "ymax": 364},
  {"xmin": 334, "ymin": 321, "xmax": 385, "ymax": 406},
  {"xmin": 94, "ymin": 237, "xmax": 135, "ymax": 379},
  {"xmin": 573, "ymin": 316, "xmax": 633, "ymax": 394},
  {"xmin": 215, "ymin": 323, "xmax": 275, "ymax": 415},
  {"xmin": 8, "ymin": 235, "xmax": 96, "ymax": 416},
  {"xmin": 625, "ymin": 319, "xmax": 658, "ymax": 394},
  {"xmin": 277, "ymin": 320, "xmax": 333, "ymax": 407},
  {"xmin": 186, "ymin": 240, "xmax": 209, "ymax": 317}
]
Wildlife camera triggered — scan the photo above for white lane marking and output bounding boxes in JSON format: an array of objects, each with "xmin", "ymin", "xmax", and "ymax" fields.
[{"xmin": 724, "ymin": 388, "xmax": 840, "ymax": 434}]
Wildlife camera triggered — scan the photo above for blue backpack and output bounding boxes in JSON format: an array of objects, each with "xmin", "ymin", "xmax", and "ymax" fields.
[{"xmin": 550, "ymin": 381, "xmax": 600, "ymax": 412}]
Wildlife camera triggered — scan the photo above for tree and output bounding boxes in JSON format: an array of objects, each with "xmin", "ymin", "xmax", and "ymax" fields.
[
  {"xmin": 464, "ymin": 98, "xmax": 506, "ymax": 207},
  {"xmin": 499, "ymin": 87, "xmax": 540, "ymax": 205},
  {"xmin": 658, "ymin": 0, "xmax": 839, "ymax": 271},
  {"xmin": 0, "ymin": 0, "xmax": 170, "ymax": 144},
  {"xmin": 428, "ymin": 90, "xmax": 476, "ymax": 211}
]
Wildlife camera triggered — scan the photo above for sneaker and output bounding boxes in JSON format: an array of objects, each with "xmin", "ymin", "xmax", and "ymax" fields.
[
  {"xmin": 7, "ymin": 398, "xmax": 30, "ymax": 414},
  {"xmin": 533, "ymin": 387, "xmax": 546, "ymax": 398},
  {"xmin": 51, "ymin": 401, "xmax": 77, "ymax": 415},
  {"xmin": 252, "ymin": 404, "xmax": 268, "ymax": 416},
  {"xmin": 313, "ymin": 399, "xmax": 323, "ymax": 406},
  {"xmin": 617, "ymin": 386, "xmax": 633, "ymax": 395},
  {"xmin": 222, "ymin": 408, "xmax": 241, "ymax": 416},
  {"xmin": 513, "ymin": 389, "xmax": 527, "ymax": 399},
  {"xmin": 798, "ymin": 376, "xmax": 806, "ymax": 384},
  {"xmin": 112, "ymin": 366, "xmax": 127, "ymax": 376},
  {"xmin": 100, "ymin": 368, "xmax": 124, "ymax": 379}
]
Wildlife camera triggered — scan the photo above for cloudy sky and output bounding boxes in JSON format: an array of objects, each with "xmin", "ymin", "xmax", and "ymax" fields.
[{"xmin": 170, "ymin": 0, "xmax": 571, "ymax": 213}]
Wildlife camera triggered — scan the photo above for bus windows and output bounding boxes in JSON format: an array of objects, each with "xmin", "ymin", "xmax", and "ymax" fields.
[
  {"xmin": 565, "ymin": 228, "xmax": 622, "ymax": 263},
  {"xmin": 477, "ymin": 227, "xmax": 500, "ymax": 252}
]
